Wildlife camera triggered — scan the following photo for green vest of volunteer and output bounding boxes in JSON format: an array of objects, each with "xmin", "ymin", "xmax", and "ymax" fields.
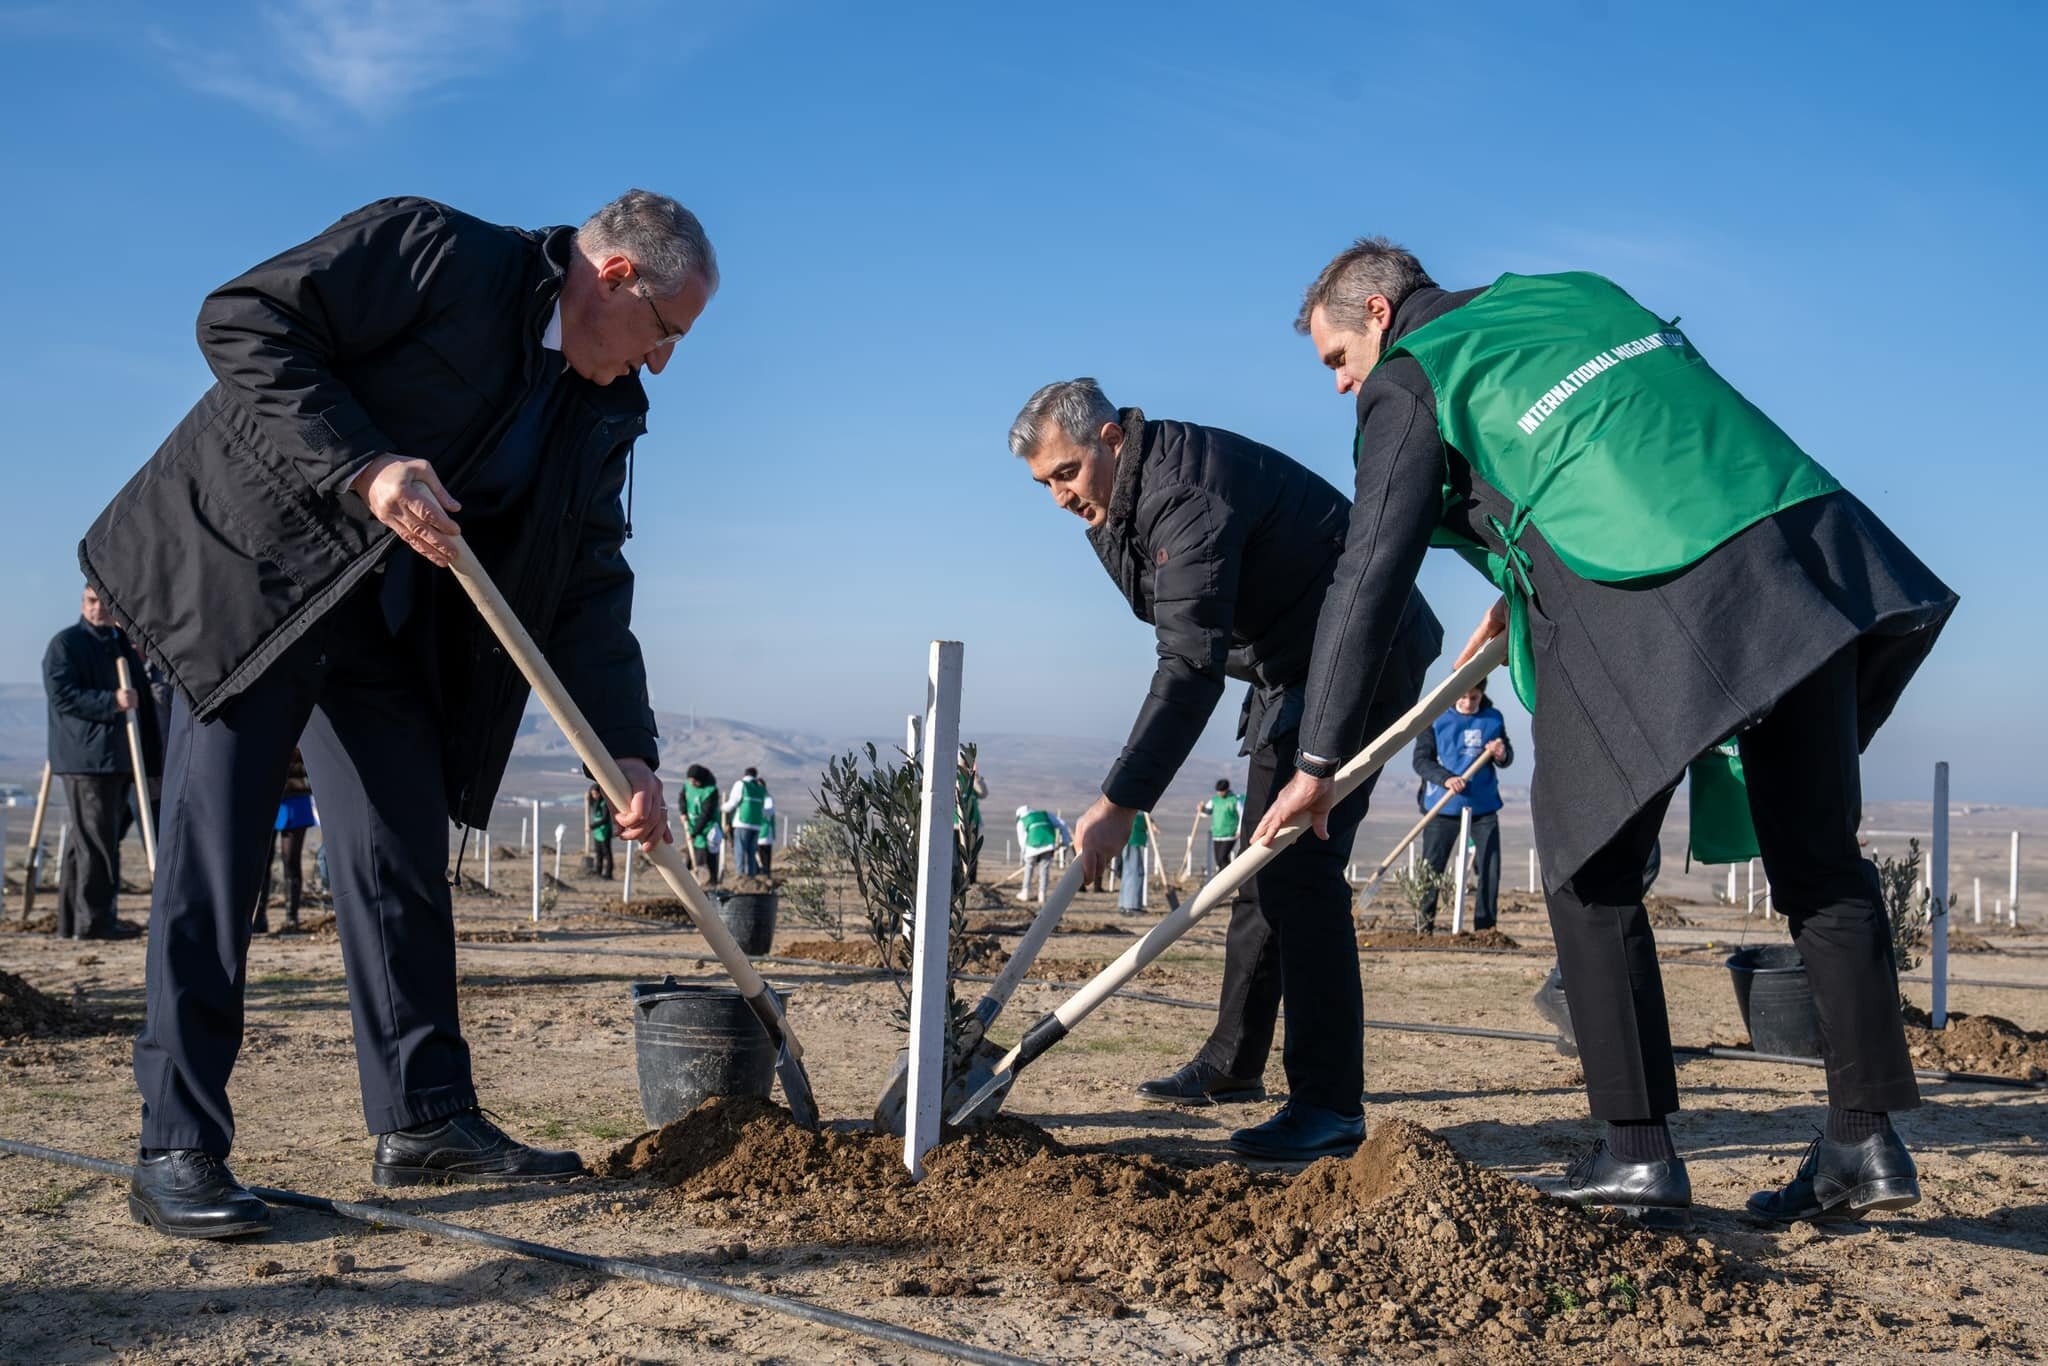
[
  {"xmin": 587, "ymin": 792, "xmax": 611, "ymax": 843},
  {"xmin": 1380, "ymin": 271, "xmax": 1841, "ymax": 712},
  {"xmin": 1208, "ymin": 793, "xmax": 1243, "ymax": 841},
  {"xmin": 682, "ymin": 781, "xmax": 718, "ymax": 850},
  {"xmin": 956, "ymin": 769, "xmax": 983, "ymax": 829},
  {"xmin": 758, "ymin": 812, "xmax": 777, "ymax": 844},
  {"xmin": 1020, "ymin": 809, "xmax": 1058, "ymax": 852},
  {"xmin": 733, "ymin": 777, "xmax": 768, "ymax": 827},
  {"xmin": 1126, "ymin": 814, "xmax": 1150, "ymax": 849}
]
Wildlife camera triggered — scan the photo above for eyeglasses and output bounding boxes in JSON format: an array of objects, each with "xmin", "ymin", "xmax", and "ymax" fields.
[{"xmin": 637, "ymin": 285, "xmax": 685, "ymax": 349}]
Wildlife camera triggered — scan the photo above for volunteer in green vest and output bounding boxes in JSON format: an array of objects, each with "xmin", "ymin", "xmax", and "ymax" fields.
[
  {"xmin": 956, "ymin": 751, "xmax": 988, "ymax": 883},
  {"xmin": 724, "ymin": 768, "xmax": 770, "ymax": 877},
  {"xmin": 1015, "ymin": 804, "xmax": 1070, "ymax": 904},
  {"xmin": 1117, "ymin": 812, "xmax": 1152, "ymax": 913},
  {"xmin": 682, "ymin": 764, "xmax": 723, "ymax": 886},
  {"xmin": 1197, "ymin": 779, "xmax": 1244, "ymax": 873},
  {"xmin": 1257, "ymin": 239, "xmax": 1956, "ymax": 1227},
  {"xmin": 756, "ymin": 806, "xmax": 777, "ymax": 877},
  {"xmin": 586, "ymin": 783, "xmax": 614, "ymax": 881}
]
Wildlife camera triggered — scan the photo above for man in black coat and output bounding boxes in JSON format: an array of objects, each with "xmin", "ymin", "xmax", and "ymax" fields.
[
  {"xmin": 1256, "ymin": 239, "xmax": 1955, "ymax": 1225},
  {"xmin": 42, "ymin": 584, "xmax": 158, "ymax": 940},
  {"xmin": 82, "ymin": 190, "xmax": 713, "ymax": 1240},
  {"xmin": 1008, "ymin": 378, "xmax": 1442, "ymax": 1160}
]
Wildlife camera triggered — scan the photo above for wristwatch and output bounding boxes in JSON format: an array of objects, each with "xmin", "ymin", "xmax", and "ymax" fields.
[{"xmin": 1294, "ymin": 749, "xmax": 1340, "ymax": 780}]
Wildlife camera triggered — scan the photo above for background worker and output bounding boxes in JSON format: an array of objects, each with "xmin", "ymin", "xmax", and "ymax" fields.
[
  {"xmin": 1015, "ymin": 804, "xmax": 1071, "ymax": 903},
  {"xmin": 956, "ymin": 750, "xmax": 988, "ymax": 882},
  {"xmin": 756, "ymin": 798, "xmax": 777, "ymax": 876},
  {"xmin": 1260, "ymin": 237, "xmax": 1956, "ymax": 1223},
  {"xmin": 1196, "ymin": 778, "xmax": 1244, "ymax": 873},
  {"xmin": 1118, "ymin": 812, "xmax": 1151, "ymax": 913},
  {"xmin": 43, "ymin": 583, "xmax": 157, "ymax": 941},
  {"xmin": 254, "ymin": 750, "xmax": 317, "ymax": 935},
  {"xmin": 1007, "ymin": 377, "xmax": 1439, "ymax": 1160},
  {"xmin": 683, "ymin": 765, "xmax": 723, "ymax": 885},
  {"xmin": 1411, "ymin": 678, "xmax": 1512, "ymax": 931},
  {"xmin": 724, "ymin": 767, "xmax": 770, "ymax": 877},
  {"xmin": 587, "ymin": 783, "xmax": 614, "ymax": 880}
]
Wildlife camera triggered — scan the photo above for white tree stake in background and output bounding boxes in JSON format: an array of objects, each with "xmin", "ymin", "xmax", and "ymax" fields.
[
  {"xmin": 1930, "ymin": 762, "xmax": 1949, "ymax": 1030},
  {"xmin": 553, "ymin": 823, "xmax": 566, "ymax": 884},
  {"xmin": 905, "ymin": 640, "xmax": 964, "ymax": 1181},
  {"xmin": 1449, "ymin": 806, "xmax": 1471, "ymax": 934},
  {"xmin": 530, "ymin": 799, "xmax": 541, "ymax": 923},
  {"xmin": 483, "ymin": 826, "xmax": 492, "ymax": 891}
]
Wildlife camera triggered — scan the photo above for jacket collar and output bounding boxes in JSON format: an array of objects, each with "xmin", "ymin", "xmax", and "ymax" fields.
[{"xmin": 1106, "ymin": 407, "xmax": 1149, "ymax": 525}]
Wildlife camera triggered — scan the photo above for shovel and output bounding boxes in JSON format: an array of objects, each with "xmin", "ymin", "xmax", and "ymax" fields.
[
  {"xmin": 436, "ymin": 526, "xmax": 820, "ymax": 1129},
  {"xmin": 951, "ymin": 637, "xmax": 1508, "ymax": 1126},
  {"xmin": 17, "ymin": 761, "xmax": 51, "ymax": 923},
  {"xmin": 1351, "ymin": 749, "xmax": 1494, "ymax": 914},
  {"xmin": 873, "ymin": 859, "xmax": 1086, "ymax": 1134}
]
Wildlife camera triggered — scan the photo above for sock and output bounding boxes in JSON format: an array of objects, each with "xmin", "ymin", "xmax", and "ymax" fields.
[
  {"xmin": 1825, "ymin": 1107, "xmax": 1892, "ymax": 1143},
  {"xmin": 1605, "ymin": 1119, "xmax": 1676, "ymax": 1162}
]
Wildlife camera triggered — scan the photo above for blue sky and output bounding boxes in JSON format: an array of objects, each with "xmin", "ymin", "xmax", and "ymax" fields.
[{"xmin": 0, "ymin": 0, "xmax": 2038, "ymax": 802}]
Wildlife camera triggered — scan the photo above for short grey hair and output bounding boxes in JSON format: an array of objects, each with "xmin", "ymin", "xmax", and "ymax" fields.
[
  {"xmin": 1294, "ymin": 236, "xmax": 1435, "ymax": 334},
  {"xmin": 1008, "ymin": 377, "xmax": 1118, "ymax": 458},
  {"xmin": 578, "ymin": 188, "xmax": 719, "ymax": 299}
]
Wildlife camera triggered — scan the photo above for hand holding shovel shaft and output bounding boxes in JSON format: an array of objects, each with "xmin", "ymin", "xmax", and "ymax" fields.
[
  {"xmin": 435, "ymin": 527, "xmax": 819, "ymax": 1127},
  {"xmin": 952, "ymin": 637, "xmax": 1509, "ymax": 1124}
]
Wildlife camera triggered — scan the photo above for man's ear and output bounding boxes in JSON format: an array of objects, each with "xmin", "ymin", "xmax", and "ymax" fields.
[
  {"xmin": 1369, "ymin": 294, "xmax": 1394, "ymax": 332},
  {"xmin": 595, "ymin": 254, "xmax": 634, "ymax": 287},
  {"xmin": 1101, "ymin": 420, "xmax": 1124, "ymax": 453}
]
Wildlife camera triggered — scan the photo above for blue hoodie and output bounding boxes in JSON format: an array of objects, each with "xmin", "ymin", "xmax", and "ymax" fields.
[{"xmin": 1413, "ymin": 702, "xmax": 1512, "ymax": 816}]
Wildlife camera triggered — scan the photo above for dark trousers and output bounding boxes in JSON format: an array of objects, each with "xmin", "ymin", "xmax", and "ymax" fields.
[
  {"xmin": 1211, "ymin": 838, "xmax": 1237, "ymax": 872},
  {"xmin": 254, "ymin": 826, "xmax": 308, "ymax": 931},
  {"xmin": 1416, "ymin": 809, "xmax": 1501, "ymax": 930},
  {"xmin": 1545, "ymin": 643, "xmax": 1918, "ymax": 1120},
  {"xmin": 692, "ymin": 846, "xmax": 720, "ymax": 885},
  {"xmin": 758, "ymin": 843, "xmax": 774, "ymax": 876},
  {"xmin": 135, "ymin": 587, "xmax": 475, "ymax": 1155},
  {"xmin": 57, "ymin": 773, "xmax": 127, "ymax": 937},
  {"xmin": 592, "ymin": 834, "xmax": 614, "ymax": 880}
]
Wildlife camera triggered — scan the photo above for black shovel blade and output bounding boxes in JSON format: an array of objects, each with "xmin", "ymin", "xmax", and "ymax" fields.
[{"xmin": 776, "ymin": 1046, "xmax": 821, "ymax": 1130}]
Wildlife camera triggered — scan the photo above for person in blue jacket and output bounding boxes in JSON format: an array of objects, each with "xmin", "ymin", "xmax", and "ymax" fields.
[{"xmin": 1411, "ymin": 678, "xmax": 1512, "ymax": 931}]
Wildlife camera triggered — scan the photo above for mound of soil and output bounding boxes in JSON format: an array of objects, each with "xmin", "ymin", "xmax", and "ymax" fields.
[
  {"xmin": 1644, "ymin": 897, "xmax": 1692, "ymax": 928},
  {"xmin": 0, "ymin": 913, "xmax": 58, "ymax": 935},
  {"xmin": 779, "ymin": 936, "xmax": 1012, "ymax": 974},
  {"xmin": 1911, "ymin": 928, "xmax": 1997, "ymax": 955},
  {"xmin": 0, "ymin": 970, "xmax": 121, "ymax": 1041},
  {"xmin": 453, "ymin": 874, "xmax": 506, "ymax": 899},
  {"xmin": 609, "ymin": 1099, "xmax": 1834, "ymax": 1352},
  {"xmin": 455, "ymin": 926, "xmax": 544, "ymax": 944},
  {"xmin": 971, "ymin": 913, "xmax": 1133, "ymax": 939},
  {"xmin": 1356, "ymin": 925, "xmax": 1522, "ymax": 951},
  {"xmin": 603, "ymin": 898, "xmax": 692, "ymax": 920},
  {"xmin": 723, "ymin": 875, "xmax": 780, "ymax": 894},
  {"xmin": 1902, "ymin": 1007, "xmax": 2048, "ymax": 1081}
]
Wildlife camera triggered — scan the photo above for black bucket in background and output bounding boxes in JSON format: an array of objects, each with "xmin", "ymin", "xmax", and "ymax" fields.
[
  {"xmin": 714, "ymin": 891, "xmax": 778, "ymax": 956},
  {"xmin": 630, "ymin": 978, "xmax": 783, "ymax": 1126},
  {"xmin": 1725, "ymin": 944, "xmax": 1824, "ymax": 1059}
]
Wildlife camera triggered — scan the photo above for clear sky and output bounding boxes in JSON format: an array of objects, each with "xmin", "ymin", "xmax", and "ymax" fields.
[{"xmin": 0, "ymin": 0, "xmax": 2038, "ymax": 803}]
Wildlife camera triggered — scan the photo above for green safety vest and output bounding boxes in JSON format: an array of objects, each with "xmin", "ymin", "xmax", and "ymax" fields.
[
  {"xmin": 1020, "ymin": 809, "xmax": 1058, "ymax": 851},
  {"xmin": 1380, "ymin": 271, "xmax": 1842, "ymax": 712},
  {"xmin": 733, "ymin": 777, "xmax": 768, "ymax": 827},
  {"xmin": 955, "ymin": 769, "xmax": 983, "ymax": 829},
  {"xmin": 1208, "ymin": 794, "xmax": 1243, "ymax": 840},
  {"xmin": 587, "ymin": 794, "xmax": 611, "ymax": 842},
  {"xmin": 1127, "ymin": 815, "xmax": 1150, "ymax": 849},
  {"xmin": 682, "ymin": 782, "xmax": 719, "ymax": 849},
  {"xmin": 758, "ymin": 812, "xmax": 777, "ymax": 844}
]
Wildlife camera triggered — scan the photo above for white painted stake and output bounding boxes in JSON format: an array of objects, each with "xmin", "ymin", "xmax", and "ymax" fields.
[
  {"xmin": 519, "ymin": 816, "xmax": 528, "ymax": 850},
  {"xmin": 583, "ymin": 810, "xmax": 592, "ymax": 857},
  {"xmin": 1003, "ymin": 838, "xmax": 1011, "ymax": 863},
  {"xmin": 1973, "ymin": 876, "xmax": 1981, "ymax": 926},
  {"xmin": 1407, "ymin": 842, "xmax": 1416, "ymax": 876},
  {"xmin": 905, "ymin": 712, "xmax": 920, "ymax": 761},
  {"xmin": 1930, "ymin": 763, "xmax": 1949, "ymax": 1030},
  {"xmin": 483, "ymin": 828, "xmax": 492, "ymax": 891},
  {"xmin": 905, "ymin": 641, "xmax": 964, "ymax": 1181},
  {"xmin": 553, "ymin": 823, "xmax": 566, "ymax": 883},
  {"xmin": 1726, "ymin": 865, "xmax": 1738, "ymax": 905},
  {"xmin": 623, "ymin": 840, "xmax": 637, "ymax": 902},
  {"xmin": 1528, "ymin": 847, "xmax": 1537, "ymax": 894},
  {"xmin": 530, "ymin": 799, "xmax": 542, "ymax": 923},
  {"xmin": 2012, "ymin": 832, "xmax": 2022, "ymax": 927},
  {"xmin": 1450, "ymin": 807, "xmax": 1472, "ymax": 935},
  {"xmin": 1747, "ymin": 858, "xmax": 1756, "ymax": 915},
  {"xmin": 55, "ymin": 822, "xmax": 68, "ymax": 887}
]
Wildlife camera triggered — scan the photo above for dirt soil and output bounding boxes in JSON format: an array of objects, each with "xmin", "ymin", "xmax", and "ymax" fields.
[
  {"xmin": 0, "ymin": 969, "xmax": 124, "ymax": 1041},
  {"xmin": 1903, "ymin": 1007, "xmax": 2048, "ymax": 1081},
  {"xmin": 0, "ymin": 869, "xmax": 2041, "ymax": 1362},
  {"xmin": 1357, "ymin": 924, "xmax": 1523, "ymax": 951}
]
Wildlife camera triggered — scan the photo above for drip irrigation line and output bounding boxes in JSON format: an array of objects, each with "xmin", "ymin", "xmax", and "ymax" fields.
[{"xmin": 0, "ymin": 1137, "xmax": 1039, "ymax": 1366}]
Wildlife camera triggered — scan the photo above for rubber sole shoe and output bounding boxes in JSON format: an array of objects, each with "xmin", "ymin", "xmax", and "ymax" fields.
[
  {"xmin": 129, "ymin": 1193, "xmax": 269, "ymax": 1239},
  {"xmin": 1746, "ymin": 1130, "xmax": 1921, "ymax": 1225},
  {"xmin": 1135, "ymin": 1060, "xmax": 1268, "ymax": 1108}
]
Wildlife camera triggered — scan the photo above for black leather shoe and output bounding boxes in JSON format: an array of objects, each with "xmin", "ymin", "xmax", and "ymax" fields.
[
  {"xmin": 129, "ymin": 1150, "xmax": 271, "ymax": 1240},
  {"xmin": 373, "ymin": 1108, "xmax": 585, "ymax": 1187},
  {"xmin": 1539, "ymin": 1140, "xmax": 1692, "ymax": 1227},
  {"xmin": 1228, "ymin": 1102, "xmax": 1364, "ymax": 1161},
  {"xmin": 79, "ymin": 919, "xmax": 144, "ymax": 941},
  {"xmin": 1746, "ymin": 1130, "xmax": 1920, "ymax": 1224},
  {"xmin": 1136, "ymin": 1060, "xmax": 1266, "ymax": 1107},
  {"xmin": 1531, "ymin": 965, "xmax": 1577, "ymax": 1057}
]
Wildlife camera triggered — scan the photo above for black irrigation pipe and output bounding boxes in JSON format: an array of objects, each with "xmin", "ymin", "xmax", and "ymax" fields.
[
  {"xmin": 449, "ymin": 941, "xmax": 2048, "ymax": 1093},
  {"xmin": 0, "ymin": 1137, "xmax": 1039, "ymax": 1366}
]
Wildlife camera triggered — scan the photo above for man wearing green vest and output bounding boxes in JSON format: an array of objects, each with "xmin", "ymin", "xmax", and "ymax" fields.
[
  {"xmin": 724, "ymin": 767, "xmax": 770, "ymax": 878},
  {"xmin": 1197, "ymin": 779, "xmax": 1244, "ymax": 873},
  {"xmin": 1257, "ymin": 239, "xmax": 1956, "ymax": 1226},
  {"xmin": 586, "ymin": 783, "xmax": 614, "ymax": 881},
  {"xmin": 1015, "ymin": 804, "xmax": 1071, "ymax": 904},
  {"xmin": 956, "ymin": 752, "xmax": 989, "ymax": 883}
]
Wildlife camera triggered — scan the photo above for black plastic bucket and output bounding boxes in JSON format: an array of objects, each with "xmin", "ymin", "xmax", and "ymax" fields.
[
  {"xmin": 714, "ymin": 891, "xmax": 778, "ymax": 956},
  {"xmin": 630, "ymin": 978, "xmax": 783, "ymax": 1126},
  {"xmin": 1725, "ymin": 945, "xmax": 1824, "ymax": 1059}
]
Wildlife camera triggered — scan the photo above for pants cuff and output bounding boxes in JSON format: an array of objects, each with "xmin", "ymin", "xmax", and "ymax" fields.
[{"xmin": 365, "ymin": 1083, "xmax": 479, "ymax": 1137}]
